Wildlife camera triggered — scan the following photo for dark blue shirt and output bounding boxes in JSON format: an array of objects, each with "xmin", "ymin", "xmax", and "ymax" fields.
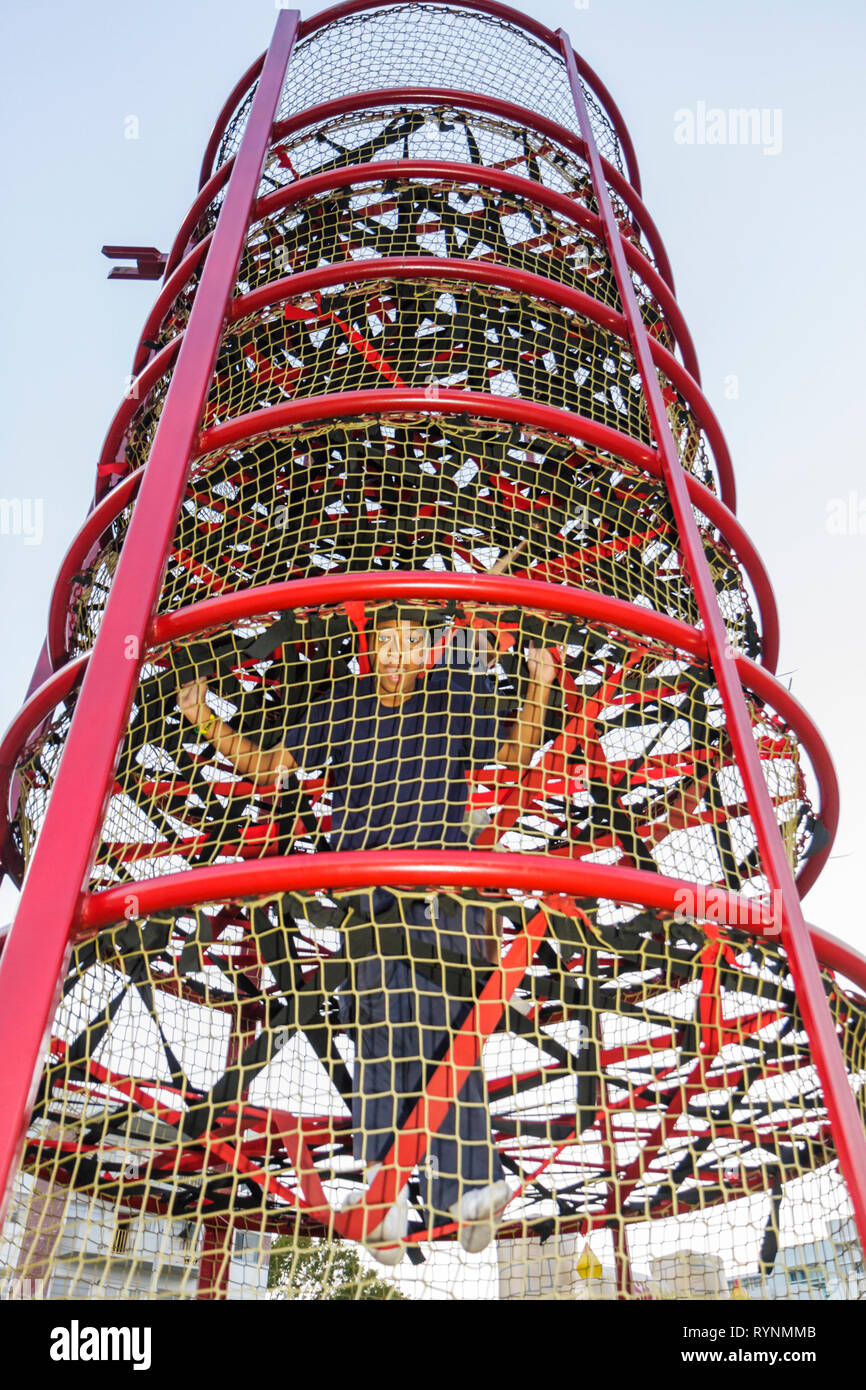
[{"xmin": 283, "ymin": 667, "xmax": 500, "ymax": 851}]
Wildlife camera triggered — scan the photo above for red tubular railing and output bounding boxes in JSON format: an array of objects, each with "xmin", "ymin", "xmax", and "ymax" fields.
[
  {"xmin": 260, "ymin": 90, "xmax": 660, "ymax": 268},
  {"xmin": 225, "ymin": 240, "xmax": 696, "ymax": 385}
]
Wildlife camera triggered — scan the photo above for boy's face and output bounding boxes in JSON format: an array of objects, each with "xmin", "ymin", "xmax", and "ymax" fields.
[{"xmin": 372, "ymin": 620, "xmax": 429, "ymax": 697}]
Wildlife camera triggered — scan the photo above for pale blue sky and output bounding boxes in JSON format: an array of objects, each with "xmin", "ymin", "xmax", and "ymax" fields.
[{"xmin": 0, "ymin": 0, "xmax": 864, "ymax": 963}]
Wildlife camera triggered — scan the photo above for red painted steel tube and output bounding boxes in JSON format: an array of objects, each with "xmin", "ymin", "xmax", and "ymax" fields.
[
  {"xmin": 198, "ymin": 52, "xmax": 266, "ymax": 192},
  {"xmin": 809, "ymin": 926, "xmax": 866, "ymax": 995},
  {"xmin": 7, "ymin": 842, "xmax": 858, "ymax": 1038},
  {"xmin": 196, "ymin": 377, "xmax": 732, "ymax": 510},
  {"xmin": 137, "ymin": 251, "xmax": 719, "ymax": 548},
  {"xmin": 0, "ymin": 568, "xmax": 832, "ymax": 896},
  {"xmin": 163, "ymin": 150, "xmax": 693, "ymax": 390},
  {"xmin": 132, "ymin": 239, "xmax": 211, "ymax": 376},
  {"xmin": 22, "ymin": 642, "xmax": 55, "ymax": 703},
  {"xmin": 571, "ymin": 56, "xmax": 641, "ymax": 197},
  {"xmin": 57, "ymin": 300, "xmax": 751, "ymax": 682},
  {"xmin": 157, "ymin": 156, "xmax": 691, "ymax": 423},
  {"xmin": 230, "ymin": 255, "xmax": 626, "ymax": 328},
  {"xmin": 125, "ymin": 566, "xmax": 836, "ymax": 820},
  {"xmin": 0, "ymin": 577, "xmax": 828, "ymax": 932},
  {"xmin": 229, "ymin": 250, "xmax": 613, "ymax": 345},
  {"xmin": 299, "ymin": 0, "xmax": 560, "ymax": 53},
  {"xmin": 93, "ymin": 338, "xmax": 181, "ymax": 497},
  {"xmin": 0, "ymin": 656, "xmax": 87, "ymax": 885},
  {"xmin": 612, "ymin": 1219, "xmax": 634, "ymax": 1300},
  {"xmin": 650, "ymin": 340, "xmax": 733, "ymax": 511},
  {"xmin": 196, "ymin": 1222, "xmax": 232, "ymax": 1300},
  {"xmin": 163, "ymin": 178, "xmax": 225, "ymax": 284},
  {"xmin": 152, "ymin": 570, "xmax": 701, "ymax": 652},
  {"xmin": 245, "ymin": 157, "xmax": 696, "ymax": 385},
  {"xmin": 558, "ymin": 29, "xmax": 866, "ymax": 1244},
  {"xmin": 251, "ymin": 159, "xmax": 591, "ymax": 266},
  {"xmin": 228, "ymin": 255, "xmax": 721, "ymax": 513},
  {"xmin": 2, "ymin": 7, "xmax": 856, "ymax": 1280},
  {"xmin": 137, "ymin": 151, "xmax": 700, "ymax": 475},
  {"xmin": 0, "ymin": 658, "xmax": 84, "ymax": 824},
  {"xmin": 196, "ymin": 387, "xmax": 656, "ymax": 466},
  {"xmin": 147, "ymin": 571, "xmax": 828, "ymax": 873},
  {"xmin": 736, "ymin": 653, "xmax": 839, "ymax": 899},
  {"xmin": 76, "ymin": 860, "xmax": 866, "ymax": 1010},
  {"xmin": 0, "ymin": 10, "xmax": 300, "ymax": 1231},
  {"xmin": 77, "ymin": 851, "xmax": 790, "ymax": 938},
  {"xmin": 46, "ymin": 471, "xmax": 143, "ymax": 668},
  {"xmin": 265, "ymin": 90, "xmax": 652, "ymax": 266},
  {"xmin": 54, "ymin": 434, "xmax": 761, "ymax": 683}
]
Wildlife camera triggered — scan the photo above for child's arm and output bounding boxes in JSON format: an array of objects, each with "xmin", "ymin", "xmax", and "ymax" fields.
[{"xmin": 177, "ymin": 680, "xmax": 297, "ymax": 782}]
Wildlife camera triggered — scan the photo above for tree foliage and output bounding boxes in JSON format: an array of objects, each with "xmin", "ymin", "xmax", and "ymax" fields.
[{"xmin": 268, "ymin": 1235, "xmax": 407, "ymax": 1300}]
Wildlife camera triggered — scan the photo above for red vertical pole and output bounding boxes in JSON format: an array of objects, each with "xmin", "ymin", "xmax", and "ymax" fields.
[
  {"xmin": 557, "ymin": 29, "xmax": 866, "ymax": 1245},
  {"xmin": 0, "ymin": 10, "xmax": 299, "ymax": 1229}
]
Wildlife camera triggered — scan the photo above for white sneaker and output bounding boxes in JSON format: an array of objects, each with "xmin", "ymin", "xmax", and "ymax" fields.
[
  {"xmin": 342, "ymin": 1178, "xmax": 409, "ymax": 1267},
  {"xmin": 449, "ymin": 1179, "xmax": 515, "ymax": 1254}
]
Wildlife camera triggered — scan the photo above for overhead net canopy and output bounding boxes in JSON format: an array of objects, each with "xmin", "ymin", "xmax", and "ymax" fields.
[{"xmin": 1, "ymin": 1, "xmax": 863, "ymax": 1302}]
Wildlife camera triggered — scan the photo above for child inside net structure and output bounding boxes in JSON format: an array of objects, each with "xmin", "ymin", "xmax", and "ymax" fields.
[{"xmin": 177, "ymin": 601, "xmax": 556, "ymax": 1263}]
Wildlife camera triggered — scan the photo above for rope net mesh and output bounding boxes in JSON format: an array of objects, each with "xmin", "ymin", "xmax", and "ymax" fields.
[
  {"xmin": 230, "ymin": 177, "xmax": 664, "ymax": 336},
  {"xmin": 155, "ymin": 179, "xmax": 671, "ymax": 390},
  {"xmin": 202, "ymin": 104, "xmax": 648, "ymax": 265},
  {"xmin": 88, "ymin": 416, "xmax": 737, "ymax": 668},
  {"xmin": 167, "ymin": 152, "xmax": 665, "ymax": 370},
  {"xmin": 213, "ymin": 6, "xmax": 628, "ymax": 180},
  {"xmin": 121, "ymin": 282, "xmax": 690, "ymax": 469},
  {"xmin": 2, "ymin": 4, "xmax": 860, "ymax": 1304},
  {"xmin": 256, "ymin": 107, "xmax": 601, "ymax": 212},
  {"xmin": 14, "ymin": 603, "xmax": 814, "ymax": 893},
  {"xmin": 3, "ymin": 883, "xmax": 864, "ymax": 1299}
]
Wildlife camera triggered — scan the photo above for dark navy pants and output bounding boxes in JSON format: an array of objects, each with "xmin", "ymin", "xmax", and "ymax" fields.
[{"xmin": 342, "ymin": 889, "xmax": 504, "ymax": 1216}]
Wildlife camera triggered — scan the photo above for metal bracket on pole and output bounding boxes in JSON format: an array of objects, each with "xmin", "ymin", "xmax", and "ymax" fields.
[{"xmin": 101, "ymin": 245, "xmax": 168, "ymax": 281}]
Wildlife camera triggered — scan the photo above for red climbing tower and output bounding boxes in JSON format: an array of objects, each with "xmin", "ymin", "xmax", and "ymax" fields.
[{"xmin": 0, "ymin": 2, "xmax": 864, "ymax": 1301}]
